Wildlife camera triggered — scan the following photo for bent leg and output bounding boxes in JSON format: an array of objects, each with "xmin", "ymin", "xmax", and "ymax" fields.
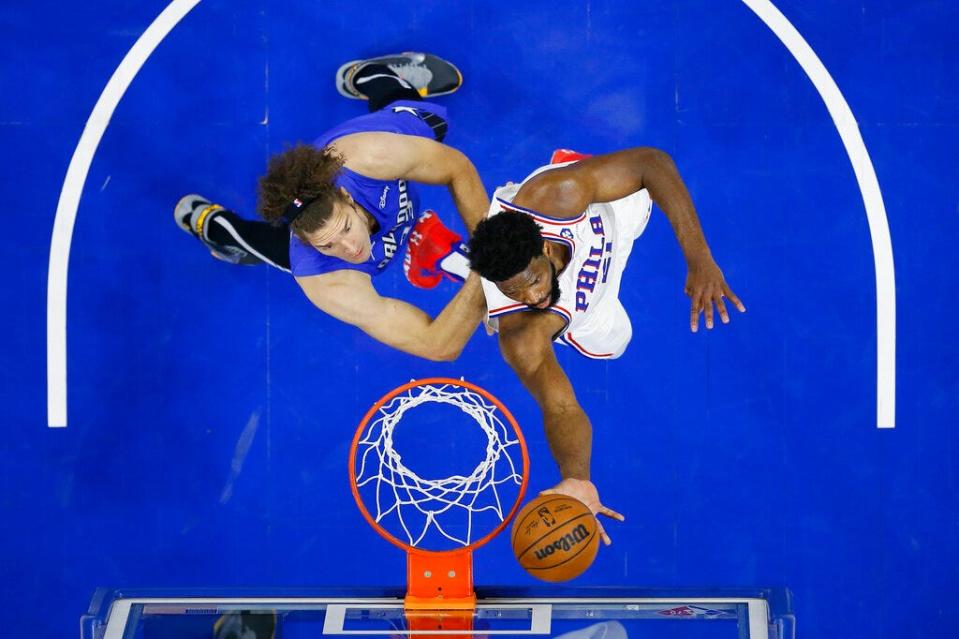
[
  {"xmin": 206, "ymin": 211, "xmax": 291, "ymax": 272},
  {"xmin": 175, "ymin": 194, "xmax": 291, "ymax": 272}
]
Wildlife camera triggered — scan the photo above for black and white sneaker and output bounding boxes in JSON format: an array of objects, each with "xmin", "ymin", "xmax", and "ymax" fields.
[
  {"xmin": 174, "ymin": 194, "xmax": 261, "ymax": 265},
  {"xmin": 336, "ymin": 52, "xmax": 462, "ymax": 100}
]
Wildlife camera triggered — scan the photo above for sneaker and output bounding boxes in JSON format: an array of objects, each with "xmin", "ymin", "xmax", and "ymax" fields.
[
  {"xmin": 213, "ymin": 610, "xmax": 277, "ymax": 639},
  {"xmin": 550, "ymin": 149, "xmax": 593, "ymax": 164},
  {"xmin": 336, "ymin": 52, "xmax": 462, "ymax": 100},
  {"xmin": 174, "ymin": 194, "xmax": 261, "ymax": 265},
  {"xmin": 403, "ymin": 210, "xmax": 462, "ymax": 289}
]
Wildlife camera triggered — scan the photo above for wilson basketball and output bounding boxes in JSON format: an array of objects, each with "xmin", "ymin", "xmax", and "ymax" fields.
[{"xmin": 510, "ymin": 494, "xmax": 599, "ymax": 582}]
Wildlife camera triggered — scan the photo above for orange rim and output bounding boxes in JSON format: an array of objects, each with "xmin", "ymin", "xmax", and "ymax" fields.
[{"xmin": 349, "ymin": 377, "xmax": 529, "ymax": 555}]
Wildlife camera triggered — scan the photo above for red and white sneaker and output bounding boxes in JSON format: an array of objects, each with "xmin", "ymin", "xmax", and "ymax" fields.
[
  {"xmin": 550, "ymin": 148, "xmax": 593, "ymax": 164},
  {"xmin": 404, "ymin": 210, "xmax": 463, "ymax": 289}
]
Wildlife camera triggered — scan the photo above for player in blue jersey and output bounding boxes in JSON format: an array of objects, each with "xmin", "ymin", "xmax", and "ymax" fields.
[{"xmin": 175, "ymin": 53, "xmax": 484, "ymax": 361}]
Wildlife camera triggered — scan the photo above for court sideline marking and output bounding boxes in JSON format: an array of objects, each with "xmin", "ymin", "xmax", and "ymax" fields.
[{"xmin": 46, "ymin": 0, "xmax": 895, "ymax": 428}]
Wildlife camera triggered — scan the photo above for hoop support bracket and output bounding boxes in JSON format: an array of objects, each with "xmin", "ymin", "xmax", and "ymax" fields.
[{"xmin": 405, "ymin": 547, "xmax": 476, "ymax": 610}]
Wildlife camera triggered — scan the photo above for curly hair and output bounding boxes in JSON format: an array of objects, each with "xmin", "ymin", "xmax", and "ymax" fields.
[
  {"xmin": 257, "ymin": 144, "xmax": 346, "ymax": 239},
  {"xmin": 468, "ymin": 210, "xmax": 544, "ymax": 281}
]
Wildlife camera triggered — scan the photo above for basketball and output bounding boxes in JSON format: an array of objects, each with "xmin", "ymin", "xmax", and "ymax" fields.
[{"xmin": 510, "ymin": 494, "xmax": 599, "ymax": 582}]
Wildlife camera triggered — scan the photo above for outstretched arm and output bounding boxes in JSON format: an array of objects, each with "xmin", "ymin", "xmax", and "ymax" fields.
[
  {"xmin": 333, "ymin": 131, "xmax": 489, "ymax": 233},
  {"xmin": 514, "ymin": 147, "xmax": 745, "ymax": 331},
  {"xmin": 296, "ymin": 269, "xmax": 486, "ymax": 361},
  {"xmin": 497, "ymin": 312, "xmax": 624, "ymax": 544}
]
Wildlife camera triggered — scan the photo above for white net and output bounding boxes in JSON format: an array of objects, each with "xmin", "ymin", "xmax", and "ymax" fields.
[{"xmin": 353, "ymin": 381, "xmax": 525, "ymax": 549}]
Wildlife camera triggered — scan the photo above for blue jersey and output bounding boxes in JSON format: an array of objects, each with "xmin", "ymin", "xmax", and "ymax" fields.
[{"xmin": 288, "ymin": 100, "xmax": 449, "ymax": 278}]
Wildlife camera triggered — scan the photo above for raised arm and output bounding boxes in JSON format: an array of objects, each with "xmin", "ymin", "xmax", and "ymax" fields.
[
  {"xmin": 514, "ymin": 147, "xmax": 745, "ymax": 331},
  {"xmin": 333, "ymin": 131, "xmax": 489, "ymax": 233},
  {"xmin": 296, "ymin": 269, "xmax": 486, "ymax": 362},
  {"xmin": 496, "ymin": 312, "xmax": 624, "ymax": 544}
]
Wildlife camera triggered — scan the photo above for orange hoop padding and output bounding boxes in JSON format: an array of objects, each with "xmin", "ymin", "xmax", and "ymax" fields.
[
  {"xmin": 348, "ymin": 377, "xmax": 530, "ymax": 555},
  {"xmin": 405, "ymin": 547, "xmax": 476, "ymax": 609}
]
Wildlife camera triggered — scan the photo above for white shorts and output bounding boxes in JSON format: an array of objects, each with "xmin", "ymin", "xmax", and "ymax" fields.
[{"xmin": 556, "ymin": 189, "xmax": 651, "ymax": 360}]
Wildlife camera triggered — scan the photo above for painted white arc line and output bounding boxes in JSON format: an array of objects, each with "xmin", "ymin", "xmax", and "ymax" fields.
[
  {"xmin": 740, "ymin": 0, "xmax": 895, "ymax": 428},
  {"xmin": 46, "ymin": 0, "xmax": 202, "ymax": 427}
]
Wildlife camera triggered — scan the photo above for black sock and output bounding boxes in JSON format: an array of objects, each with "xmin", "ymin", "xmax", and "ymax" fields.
[
  {"xmin": 353, "ymin": 63, "xmax": 423, "ymax": 112},
  {"xmin": 205, "ymin": 210, "xmax": 291, "ymax": 271},
  {"xmin": 352, "ymin": 64, "xmax": 446, "ymax": 140}
]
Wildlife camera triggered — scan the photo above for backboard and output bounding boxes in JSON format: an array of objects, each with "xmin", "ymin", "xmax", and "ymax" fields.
[{"xmin": 82, "ymin": 587, "xmax": 795, "ymax": 639}]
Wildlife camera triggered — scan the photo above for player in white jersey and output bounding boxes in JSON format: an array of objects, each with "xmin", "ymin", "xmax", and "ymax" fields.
[
  {"xmin": 481, "ymin": 162, "xmax": 653, "ymax": 360},
  {"xmin": 467, "ymin": 148, "xmax": 745, "ymax": 544}
]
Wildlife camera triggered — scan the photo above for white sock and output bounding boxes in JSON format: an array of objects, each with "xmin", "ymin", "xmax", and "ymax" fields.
[{"xmin": 439, "ymin": 248, "xmax": 471, "ymax": 281}]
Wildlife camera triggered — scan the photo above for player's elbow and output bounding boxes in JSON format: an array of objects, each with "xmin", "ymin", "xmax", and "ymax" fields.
[
  {"xmin": 419, "ymin": 340, "xmax": 464, "ymax": 362},
  {"xmin": 633, "ymin": 147, "xmax": 675, "ymax": 170},
  {"xmin": 425, "ymin": 346, "xmax": 461, "ymax": 363},
  {"xmin": 446, "ymin": 148, "xmax": 477, "ymax": 186}
]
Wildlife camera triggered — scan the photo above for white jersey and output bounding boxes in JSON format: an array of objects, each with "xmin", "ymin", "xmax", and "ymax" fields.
[{"xmin": 481, "ymin": 162, "xmax": 652, "ymax": 359}]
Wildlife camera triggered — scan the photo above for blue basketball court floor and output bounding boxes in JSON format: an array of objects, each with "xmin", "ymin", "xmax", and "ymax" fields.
[{"xmin": 2, "ymin": 1, "xmax": 957, "ymax": 637}]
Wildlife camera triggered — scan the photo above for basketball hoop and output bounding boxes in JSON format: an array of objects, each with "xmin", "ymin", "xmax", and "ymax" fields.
[{"xmin": 349, "ymin": 378, "xmax": 529, "ymax": 613}]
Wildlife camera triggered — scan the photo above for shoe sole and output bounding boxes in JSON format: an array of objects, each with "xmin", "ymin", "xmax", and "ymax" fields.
[
  {"xmin": 336, "ymin": 59, "xmax": 365, "ymax": 99},
  {"xmin": 335, "ymin": 54, "xmax": 463, "ymax": 100},
  {"xmin": 173, "ymin": 194, "xmax": 222, "ymax": 236},
  {"xmin": 173, "ymin": 194, "xmax": 204, "ymax": 234}
]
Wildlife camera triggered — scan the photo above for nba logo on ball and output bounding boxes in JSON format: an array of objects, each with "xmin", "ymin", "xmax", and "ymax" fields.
[
  {"xmin": 537, "ymin": 507, "xmax": 557, "ymax": 526},
  {"xmin": 511, "ymin": 495, "xmax": 599, "ymax": 582}
]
